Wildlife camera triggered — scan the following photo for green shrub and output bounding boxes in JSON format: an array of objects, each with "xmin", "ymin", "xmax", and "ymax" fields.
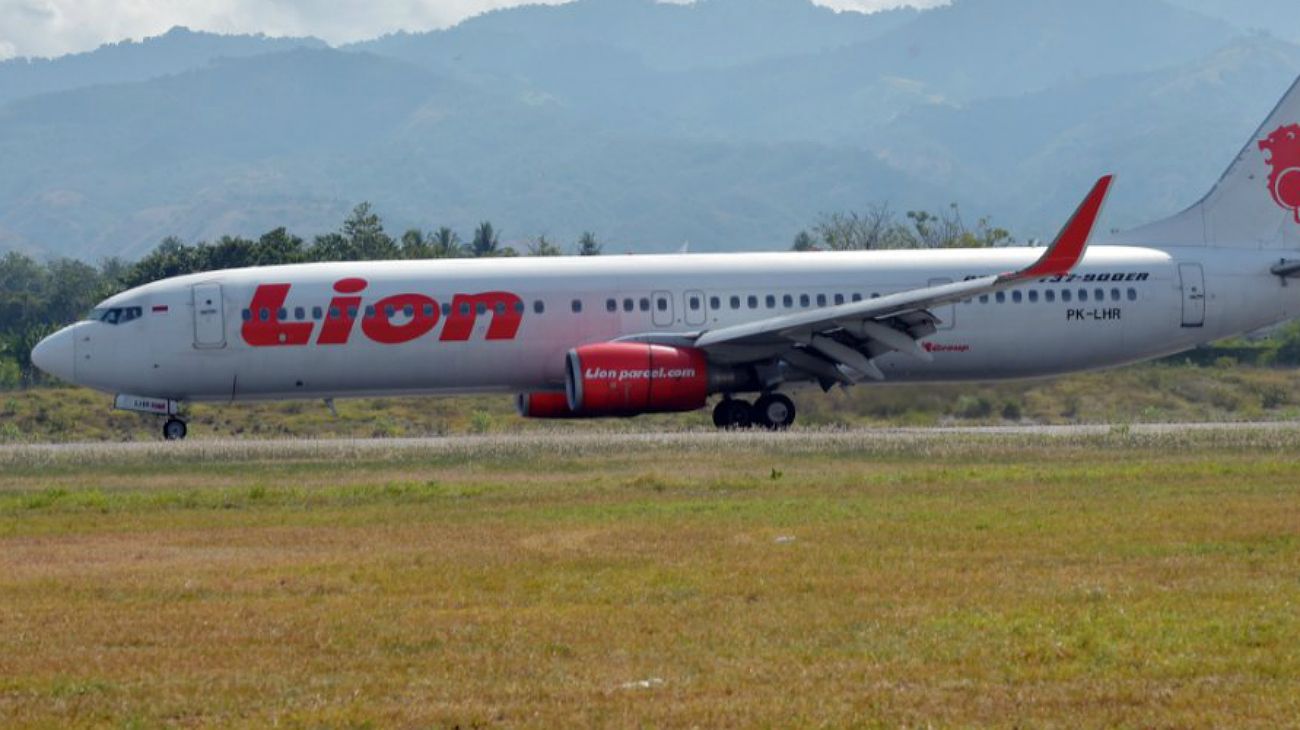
[
  {"xmin": 0, "ymin": 358, "xmax": 20, "ymax": 390},
  {"xmin": 469, "ymin": 410, "xmax": 494, "ymax": 434},
  {"xmin": 953, "ymin": 395, "xmax": 993, "ymax": 420},
  {"xmin": 1001, "ymin": 400, "xmax": 1023, "ymax": 421}
]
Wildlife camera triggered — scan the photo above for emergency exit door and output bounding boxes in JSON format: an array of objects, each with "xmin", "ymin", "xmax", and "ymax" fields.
[
  {"xmin": 1179, "ymin": 263, "xmax": 1205, "ymax": 328},
  {"xmin": 192, "ymin": 283, "xmax": 226, "ymax": 348}
]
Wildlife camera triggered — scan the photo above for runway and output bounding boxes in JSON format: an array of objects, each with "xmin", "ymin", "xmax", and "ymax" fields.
[{"xmin": 3, "ymin": 420, "xmax": 1299, "ymax": 461}]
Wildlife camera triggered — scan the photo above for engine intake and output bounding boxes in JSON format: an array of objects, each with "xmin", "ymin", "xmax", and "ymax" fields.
[{"xmin": 565, "ymin": 343, "xmax": 709, "ymax": 416}]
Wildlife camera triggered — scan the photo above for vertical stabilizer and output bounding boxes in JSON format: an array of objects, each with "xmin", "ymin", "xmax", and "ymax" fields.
[{"xmin": 1113, "ymin": 75, "xmax": 1300, "ymax": 250}]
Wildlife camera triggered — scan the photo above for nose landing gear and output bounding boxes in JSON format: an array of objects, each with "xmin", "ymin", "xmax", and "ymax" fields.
[
  {"xmin": 162, "ymin": 418, "xmax": 188, "ymax": 441},
  {"xmin": 112, "ymin": 394, "xmax": 188, "ymax": 440},
  {"xmin": 712, "ymin": 393, "xmax": 797, "ymax": 431}
]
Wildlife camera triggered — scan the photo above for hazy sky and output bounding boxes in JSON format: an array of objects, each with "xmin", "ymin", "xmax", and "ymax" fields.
[{"xmin": 0, "ymin": 0, "xmax": 948, "ymax": 60}]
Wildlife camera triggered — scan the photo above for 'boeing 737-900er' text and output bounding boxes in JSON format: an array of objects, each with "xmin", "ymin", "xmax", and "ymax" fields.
[{"xmin": 32, "ymin": 76, "xmax": 1300, "ymax": 439}]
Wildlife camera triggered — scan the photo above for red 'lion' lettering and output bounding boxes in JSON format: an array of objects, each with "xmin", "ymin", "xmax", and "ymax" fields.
[
  {"xmin": 1259, "ymin": 124, "xmax": 1300, "ymax": 222},
  {"xmin": 439, "ymin": 292, "xmax": 523, "ymax": 342},
  {"xmin": 242, "ymin": 283, "xmax": 313, "ymax": 347},
  {"xmin": 241, "ymin": 281, "xmax": 524, "ymax": 347},
  {"xmin": 362, "ymin": 294, "xmax": 440, "ymax": 344}
]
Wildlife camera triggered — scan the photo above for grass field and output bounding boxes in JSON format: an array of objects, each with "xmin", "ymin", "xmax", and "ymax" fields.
[
  {"xmin": 2, "ymin": 430, "xmax": 1299, "ymax": 728},
  {"xmin": 5, "ymin": 361, "xmax": 1300, "ymax": 443}
]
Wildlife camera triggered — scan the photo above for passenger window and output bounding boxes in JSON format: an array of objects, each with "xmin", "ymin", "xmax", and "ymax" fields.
[
  {"xmin": 834, "ymin": 294, "xmax": 845, "ymax": 306},
  {"xmin": 534, "ymin": 300, "xmax": 545, "ymax": 314},
  {"xmin": 816, "ymin": 294, "xmax": 827, "ymax": 307},
  {"xmin": 710, "ymin": 296, "xmax": 721, "ymax": 310},
  {"xmin": 477, "ymin": 303, "xmax": 489, "ymax": 315},
  {"xmin": 623, "ymin": 298, "xmax": 634, "ymax": 312},
  {"xmin": 329, "ymin": 306, "xmax": 341, "ymax": 319},
  {"xmin": 1045, "ymin": 290, "xmax": 1055, "ymax": 303},
  {"xmin": 1062, "ymin": 290, "xmax": 1072, "ymax": 303},
  {"xmin": 747, "ymin": 295, "xmax": 758, "ymax": 309},
  {"xmin": 1012, "ymin": 291, "xmax": 1022, "ymax": 303},
  {"xmin": 730, "ymin": 296, "xmax": 741, "ymax": 310},
  {"xmin": 1095, "ymin": 288, "xmax": 1105, "ymax": 302},
  {"xmin": 313, "ymin": 306, "xmax": 323, "ymax": 320},
  {"xmin": 800, "ymin": 294, "xmax": 811, "ymax": 307},
  {"xmin": 639, "ymin": 298, "xmax": 650, "ymax": 312},
  {"xmin": 979, "ymin": 295, "xmax": 989, "ymax": 304},
  {"xmin": 1127, "ymin": 288, "xmax": 1137, "ymax": 302},
  {"xmin": 1079, "ymin": 290, "xmax": 1088, "ymax": 302},
  {"xmin": 365, "ymin": 306, "xmax": 376, "ymax": 319},
  {"xmin": 496, "ymin": 302, "xmax": 508, "ymax": 315},
  {"xmin": 766, "ymin": 295, "xmax": 776, "ymax": 309},
  {"xmin": 386, "ymin": 305, "xmax": 397, "ymax": 318},
  {"xmin": 241, "ymin": 309, "xmax": 251, "ymax": 322},
  {"xmin": 1028, "ymin": 290, "xmax": 1039, "ymax": 303},
  {"xmin": 657, "ymin": 297, "xmax": 668, "ymax": 312},
  {"xmin": 1110, "ymin": 288, "xmax": 1120, "ymax": 302},
  {"xmin": 294, "ymin": 307, "xmax": 305, "ymax": 320},
  {"xmin": 572, "ymin": 299, "xmax": 583, "ymax": 313},
  {"xmin": 606, "ymin": 299, "xmax": 617, "ymax": 313},
  {"xmin": 260, "ymin": 308, "xmax": 270, "ymax": 322},
  {"xmin": 852, "ymin": 293, "xmax": 862, "ymax": 303},
  {"xmin": 512, "ymin": 301, "xmax": 524, "ymax": 314},
  {"xmin": 278, "ymin": 308, "xmax": 288, "ymax": 321},
  {"xmin": 689, "ymin": 296, "xmax": 701, "ymax": 311},
  {"xmin": 783, "ymin": 294, "xmax": 794, "ymax": 308},
  {"xmin": 996, "ymin": 292, "xmax": 1006, "ymax": 303},
  {"xmin": 404, "ymin": 305, "xmax": 415, "ymax": 317}
]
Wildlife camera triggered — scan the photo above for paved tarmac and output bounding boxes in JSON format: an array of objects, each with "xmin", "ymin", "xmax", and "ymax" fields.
[{"xmin": 3, "ymin": 421, "xmax": 1298, "ymax": 460}]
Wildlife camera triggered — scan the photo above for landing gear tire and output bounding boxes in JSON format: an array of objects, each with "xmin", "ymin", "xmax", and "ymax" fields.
[
  {"xmin": 162, "ymin": 418, "xmax": 188, "ymax": 441},
  {"xmin": 754, "ymin": 393, "xmax": 796, "ymax": 431},
  {"xmin": 712, "ymin": 399, "xmax": 754, "ymax": 430}
]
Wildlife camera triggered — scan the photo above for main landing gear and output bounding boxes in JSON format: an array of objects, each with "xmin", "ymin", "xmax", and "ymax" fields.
[
  {"xmin": 712, "ymin": 393, "xmax": 797, "ymax": 431},
  {"xmin": 162, "ymin": 418, "xmax": 188, "ymax": 441}
]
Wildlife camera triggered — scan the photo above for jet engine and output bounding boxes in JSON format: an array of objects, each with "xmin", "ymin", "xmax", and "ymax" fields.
[
  {"xmin": 517, "ymin": 342, "xmax": 768, "ymax": 419},
  {"xmin": 566, "ymin": 343, "xmax": 710, "ymax": 415}
]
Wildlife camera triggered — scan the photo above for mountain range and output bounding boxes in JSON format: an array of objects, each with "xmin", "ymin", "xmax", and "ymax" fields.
[{"xmin": 2, "ymin": 0, "xmax": 1300, "ymax": 259}]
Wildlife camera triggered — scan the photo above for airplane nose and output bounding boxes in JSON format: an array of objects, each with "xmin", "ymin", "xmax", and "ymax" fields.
[{"xmin": 31, "ymin": 328, "xmax": 76, "ymax": 383}]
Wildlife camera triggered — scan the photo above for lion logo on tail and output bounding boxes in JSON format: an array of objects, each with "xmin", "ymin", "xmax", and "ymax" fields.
[{"xmin": 1259, "ymin": 124, "xmax": 1300, "ymax": 222}]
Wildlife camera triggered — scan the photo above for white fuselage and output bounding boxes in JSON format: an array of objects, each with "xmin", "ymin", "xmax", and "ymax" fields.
[{"xmin": 43, "ymin": 245, "xmax": 1300, "ymax": 404}]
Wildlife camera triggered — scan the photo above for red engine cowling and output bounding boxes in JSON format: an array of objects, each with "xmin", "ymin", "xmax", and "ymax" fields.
[
  {"xmin": 565, "ymin": 343, "xmax": 709, "ymax": 416},
  {"xmin": 516, "ymin": 391, "xmax": 579, "ymax": 419}
]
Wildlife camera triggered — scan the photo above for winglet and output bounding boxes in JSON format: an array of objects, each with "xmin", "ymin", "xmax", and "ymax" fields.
[{"xmin": 1001, "ymin": 175, "xmax": 1114, "ymax": 282}]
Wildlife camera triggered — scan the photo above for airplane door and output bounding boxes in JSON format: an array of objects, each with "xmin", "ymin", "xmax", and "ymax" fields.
[
  {"xmin": 928, "ymin": 278, "xmax": 956, "ymax": 330},
  {"xmin": 192, "ymin": 283, "xmax": 226, "ymax": 348},
  {"xmin": 1179, "ymin": 263, "xmax": 1205, "ymax": 328},
  {"xmin": 652, "ymin": 290, "xmax": 675, "ymax": 327},
  {"xmin": 684, "ymin": 289, "xmax": 707, "ymax": 327}
]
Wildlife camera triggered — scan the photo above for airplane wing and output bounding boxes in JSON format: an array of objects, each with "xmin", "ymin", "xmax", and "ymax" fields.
[{"xmin": 618, "ymin": 175, "xmax": 1114, "ymax": 386}]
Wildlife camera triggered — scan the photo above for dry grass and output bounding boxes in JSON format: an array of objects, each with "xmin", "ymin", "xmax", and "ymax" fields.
[
  {"xmin": 6, "ymin": 361, "xmax": 1300, "ymax": 443},
  {"xmin": 2, "ymin": 431, "xmax": 1299, "ymax": 727}
]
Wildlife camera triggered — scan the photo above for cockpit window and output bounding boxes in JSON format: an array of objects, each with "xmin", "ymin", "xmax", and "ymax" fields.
[{"xmin": 85, "ymin": 306, "xmax": 142, "ymax": 325}]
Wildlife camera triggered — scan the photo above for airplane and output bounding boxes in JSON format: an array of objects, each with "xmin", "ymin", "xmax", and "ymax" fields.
[{"xmin": 29, "ymin": 75, "xmax": 1300, "ymax": 440}]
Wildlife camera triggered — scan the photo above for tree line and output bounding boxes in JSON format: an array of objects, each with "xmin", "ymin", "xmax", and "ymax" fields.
[{"xmin": 791, "ymin": 203, "xmax": 1015, "ymax": 251}]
